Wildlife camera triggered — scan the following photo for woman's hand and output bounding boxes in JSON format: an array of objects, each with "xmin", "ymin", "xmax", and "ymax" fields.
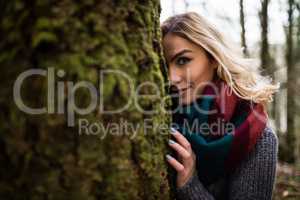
[{"xmin": 166, "ymin": 128, "xmax": 197, "ymax": 189}]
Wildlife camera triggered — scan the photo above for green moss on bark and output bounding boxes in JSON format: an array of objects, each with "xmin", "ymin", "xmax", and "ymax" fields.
[{"xmin": 0, "ymin": 0, "xmax": 173, "ymax": 199}]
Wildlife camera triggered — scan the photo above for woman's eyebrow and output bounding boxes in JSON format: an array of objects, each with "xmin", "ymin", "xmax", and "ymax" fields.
[{"xmin": 170, "ymin": 49, "xmax": 192, "ymax": 62}]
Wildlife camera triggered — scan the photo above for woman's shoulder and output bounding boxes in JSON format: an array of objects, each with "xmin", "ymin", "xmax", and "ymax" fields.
[
  {"xmin": 226, "ymin": 126, "xmax": 278, "ymax": 199},
  {"xmin": 240, "ymin": 125, "xmax": 278, "ymax": 168},
  {"xmin": 230, "ymin": 125, "xmax": 278, "ymax": 176},
  {"xmin": 256, "ymin": 125, "xmax": 278, "ymax": 153}
]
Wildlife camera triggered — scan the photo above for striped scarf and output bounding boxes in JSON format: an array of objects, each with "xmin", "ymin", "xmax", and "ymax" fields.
[{"xmin": 171, "ymin": 76, "xmax": 268, "ymax": 186}]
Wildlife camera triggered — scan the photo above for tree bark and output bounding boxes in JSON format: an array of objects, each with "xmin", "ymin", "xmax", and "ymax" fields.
[
  {"xmin": 285, "ymin": 0, "xmax": 296, "ymax": 163},
  {"xmin": 259, "ymin": 0, "xmax": 277, "ymax": 120},
  {"xmin": 259, "ymin": 0, "xmax": 272, "ymax": 76},
  {"xmin": 0, "ymin": 1, "xmax": 173, "ymax": 199},
  {"xmin": 294, "ymin": 0, "xmax": 300, "ymax": 166},
  {"xmin": 240, "ymin": 0, "xmax": 249, "ymax": 57}
]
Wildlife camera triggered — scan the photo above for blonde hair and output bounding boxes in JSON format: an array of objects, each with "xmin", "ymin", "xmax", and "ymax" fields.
[{"xmin": 161, "ymin": 12, "xmax": 279, "ymax": 106}]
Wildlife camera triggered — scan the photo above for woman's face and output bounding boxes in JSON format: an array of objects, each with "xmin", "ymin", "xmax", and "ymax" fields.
[{"xmin": 162, "ymin": 33, "xmax": 217, "ymax": 105}]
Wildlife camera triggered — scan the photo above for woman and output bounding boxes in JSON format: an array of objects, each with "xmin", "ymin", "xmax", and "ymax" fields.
[{"xmin": 162, "ymin": 12, "xmax": 279, "ymax": 200}]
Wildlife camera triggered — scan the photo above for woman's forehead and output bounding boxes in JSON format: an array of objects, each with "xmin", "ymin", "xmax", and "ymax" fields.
[
  {"xmin": 163, "ymin": 34, "xmax": 205, "ymax": 61},
  {"xmin": 163, "ymin": 34, "xmax": 194, "ymax": 56},
  {"xmin": 163, "ymin": 34, "xmax": 190, "ymax": 49}
]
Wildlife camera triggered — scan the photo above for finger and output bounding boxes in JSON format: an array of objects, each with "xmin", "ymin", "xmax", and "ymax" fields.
[
  {"xmin": 166, "ymin": 154, "xmax": 184, "ymax": 172},
  {"xmin": 170, "ymin": 128, "xmax": 192, "ymax": 151},
  {"xmin": 168, "ymin": 139, "xmax": 190, "ymax": 159}
]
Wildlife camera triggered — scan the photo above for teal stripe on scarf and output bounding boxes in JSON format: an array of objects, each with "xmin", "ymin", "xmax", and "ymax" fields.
[
  {"xmin": 180, "ymin": 126, "xmax": 233, "ymax": 185},
  {"xmin": 174, "ymin": 94, "xmax": 234, "ymax": 186}
]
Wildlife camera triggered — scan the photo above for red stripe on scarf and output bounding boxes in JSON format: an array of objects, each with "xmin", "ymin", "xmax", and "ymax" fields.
[{"xmin": 203, "ymin": 78, "xmax": 268, "ymax": 173}]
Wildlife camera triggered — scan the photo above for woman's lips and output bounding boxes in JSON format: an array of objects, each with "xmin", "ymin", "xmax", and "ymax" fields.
[{"xmin": 178, "ymin": 87, "xmax": 191, "ymax": 94}]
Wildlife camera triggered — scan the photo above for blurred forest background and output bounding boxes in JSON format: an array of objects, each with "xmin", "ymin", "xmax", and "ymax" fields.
[{"xmin": 161, "ymin": 0, "xmax": 300, "ymax": 199}]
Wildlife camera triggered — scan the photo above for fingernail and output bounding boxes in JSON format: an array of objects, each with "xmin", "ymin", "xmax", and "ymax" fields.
[
  {"xmin": 168, "ymin": 139, "xmax": 176, "ymax": 145},
  {"xmin": 166, "ymin": 154, "xmax": 172, "ymax": 160},
  {"xmin": 170, "ymin": 127, "xmax": 177, "ymax": 134}
]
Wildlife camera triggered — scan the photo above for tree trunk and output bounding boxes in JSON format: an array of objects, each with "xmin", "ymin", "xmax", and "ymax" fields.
[
  {"xmin": 240, "ymin": 0, "xmax": 249, "ymax": 57},
  {"xmin": 259, "ymin": 0, "xmax": 277, "ymax": 120},
  {"xmin": 259, "ymin": 0, "xmax": 272, "ymax": 75},
  {"xmin": 285, "ymin": 0, "xmax": 296, "ymax": 163},
  {"xmin": 0, "ymin": 1, "xmax": 174, "ymax": 199},
  {"xmin": 294, "ymin": 0, "xmax": 300, "ymax": 166}
]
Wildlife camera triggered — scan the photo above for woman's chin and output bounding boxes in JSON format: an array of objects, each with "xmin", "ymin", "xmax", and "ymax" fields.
[{"xmin": 179, "ymin": 95, "xmax": 193, "ymax": 106}]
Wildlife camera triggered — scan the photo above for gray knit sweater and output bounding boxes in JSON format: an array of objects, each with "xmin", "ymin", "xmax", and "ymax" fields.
[{"xmin": 175, "ymin": 126, "xmax": 278, "ymax": 200}]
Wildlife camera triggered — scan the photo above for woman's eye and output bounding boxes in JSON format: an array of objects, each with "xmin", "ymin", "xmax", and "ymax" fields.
[{"xmin": 176, "ymin": 57, "xmax": 191, "ymax": 66}]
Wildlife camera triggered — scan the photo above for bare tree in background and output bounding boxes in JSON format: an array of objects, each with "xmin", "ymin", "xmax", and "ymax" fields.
[
  {"xmin": 296, "ymin": 0, "xmax": 300, "ymax": 165},
  {"xmin": 184, "ymin": 0, "xmax": 189, "ymax": 12},
  {"xmin": 259, "ymin": 0, "xmax": 278, "ymax": 122},
  {"xmin": 285, "ymin": 0, "xmax": 297, "ymax": 163},
  {"xmin": 240, "ymin": 0, "xmax": 249, "ymax": 57},
  {"xmin": 259, "ymin": 0, "xmax": 273, "ymax": 76}
]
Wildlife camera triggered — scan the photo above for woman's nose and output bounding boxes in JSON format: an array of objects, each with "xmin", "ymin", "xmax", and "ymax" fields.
[{"xmin": 169, "ymin": 69, "xmax": 182, "ymax": 85}]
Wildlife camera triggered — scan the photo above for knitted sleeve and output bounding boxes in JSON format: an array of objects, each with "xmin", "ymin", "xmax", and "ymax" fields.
[{"xmin": 175, "ymin": 127, "xmax": 278, "ymax": 200}]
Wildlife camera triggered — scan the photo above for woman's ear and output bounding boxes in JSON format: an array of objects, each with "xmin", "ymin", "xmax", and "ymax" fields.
[
  {"xmin": 206, "ymin": 51, "xmax": 218, "ymax": 69},
  {"xmin": 210, "ymin": 58, "xmax": 218, "ymax": 69}
]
